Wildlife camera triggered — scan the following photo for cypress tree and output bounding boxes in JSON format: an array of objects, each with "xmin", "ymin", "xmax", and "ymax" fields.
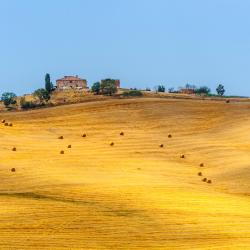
[{"xmin": 45, "ymin": 73, "xmax": 53, "ymax": 93}]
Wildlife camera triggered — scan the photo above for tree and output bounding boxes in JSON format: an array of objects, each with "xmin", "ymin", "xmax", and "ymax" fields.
[
  {"xmin": 45, "ymin": 73, "xmax": 53, "ymax": 93},
  {"xmin": 216, "ymin": 84, "xmax": 225, "ymax": 96},
  {"xmin": 168, "ymin": 87, "xmax": 175, "ymax": 93},
  {"xmin": 33, "ymin": 88, "xmax": 50, "ymax": 103},
  {"xmin": 185, "ymin": 83, "xmax": 197, "ymax": 90},
  {"xmin": 1, "ymin": 92, "xmax": 17, "ymax": 107},
  {"xmin": 91, "ymin": 82, "xmax": 101, "ymax": 94},
  {"xmin": 123, "ymin": 90, "xmax": 143, "ymax": 97},
  {"xmin": 195, "ymin": 86, "xmax": 211, "ymax": 95},
  {"xmin": 157, "ymin": 85, "xmax": 165, "ymax": 92},
  {"xmin": 100, "ymin": 79, "xmax": 117, "ymax": 96}
]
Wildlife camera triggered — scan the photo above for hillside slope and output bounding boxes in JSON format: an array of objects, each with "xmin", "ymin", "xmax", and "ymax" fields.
[{"xmin": 0, "ymin": 98, "xmax": 250, "ymax": 249}]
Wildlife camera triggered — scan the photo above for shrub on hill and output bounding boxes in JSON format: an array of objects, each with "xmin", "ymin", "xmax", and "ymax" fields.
[
  {"xmin": 20, "ymin": 97, "xmax": 38, "ymax": 109},
  {"xmin": 195, "ymin": 86, "xmax": 211, "ymax": 95},
  {"xmin": 123, "ymin": 90, "xmax": 143, "ymax": 97}
]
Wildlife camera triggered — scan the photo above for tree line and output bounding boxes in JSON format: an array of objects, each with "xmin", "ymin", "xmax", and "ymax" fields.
[
  {"xmin": 0, "ymin": 74, "xmax": 227, "ymax": 110},
  {"xmin": 154, "ymin": 83, "xmax": 225, "ymax": 96}
]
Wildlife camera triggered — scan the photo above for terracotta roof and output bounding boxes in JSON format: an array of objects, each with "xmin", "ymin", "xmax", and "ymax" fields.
[{"xmin": 57, "ymin": 76, "xmax": 85, "ymax": 81}]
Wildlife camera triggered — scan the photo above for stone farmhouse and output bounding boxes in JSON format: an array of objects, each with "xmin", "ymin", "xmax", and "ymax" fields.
[{"xmin": 56, "ymin": 76, "xmax": 88, "ymax": 91}]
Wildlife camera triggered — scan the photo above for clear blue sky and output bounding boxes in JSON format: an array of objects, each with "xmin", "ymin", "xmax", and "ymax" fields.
[{"xmin": 1, "ymin": 0, "xmax": 250, "ymax": 96}]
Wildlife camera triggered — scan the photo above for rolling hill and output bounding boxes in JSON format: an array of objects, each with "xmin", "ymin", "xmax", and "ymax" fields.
[{"xmin": 0, "ymin": 97, "xmax": 250, "ymax": 249}]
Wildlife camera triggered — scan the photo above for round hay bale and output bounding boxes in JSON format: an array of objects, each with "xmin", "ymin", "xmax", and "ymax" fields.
[
  {"xmin": 159, "ymin": 144, "xmax": 164, "ymax": 148},
  {"xmin": 202, "ymin": 178, "xmax": 207, "ymax": 182},
  {"xmin": 60, "ymin": 150, "xmax": 64, "ymax": 154},
  {"xmin": 180, "ymin": 154, "xmax": 185, "ymax": 159},
  {"xmin": 226, "ymin": 100, "xmax": 230, "ymax": 103},
  {"xmin": 82, "ymin": 134, "xmax": 86, "ymax": 138},
  {"xmin": 168, "ymin": 134, "xmax": 172, "ymax": 138},
  {"xmin": 207, "ymin": 180, "xmax": 212, "ymax": 184},
  {"xmin": 58, "ymin": 136, "xmax": 64, "ymax": 139},
  {"xmin": 110, "ymin": 142, "xmax": 114, "ymax": 146},
  {"xmin": 12, "ymin": 147, "xmax": 16, "ymax": 152},
  {"xmin": 68, "ymin": 145, "xmax": 72, "ymax": 148},
  {"xmin": 1, "ymin": 119, "xmax": 5, "ymax": 123},
  {"xmin": 120, "ymin": 132, "xmax": 124, "ymax": 136},
  {"xmin": 137, "ymin": 168, "xmax": 141, "ymax": 170},
  {"xmin": 9, "ymin": 123, "xmax": 13, "ymax": 127},
  {"xmin": 198, "ymin": 172, "xmax": 202, "ymax": 176},
  {"xmin": 11, "ymin": 168, "xmax": 16, "ymax": 172},
  {"xmin": 4, "ymin": 122, "xmax": 8, "ymax": 126},
  {"xmin": 200, "ymin": 163, "xmax": 204, "ymax": 167}
]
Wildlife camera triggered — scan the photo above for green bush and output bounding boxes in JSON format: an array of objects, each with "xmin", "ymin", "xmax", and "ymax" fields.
[
  {"xmin": 20, "ymin": 97, "xmax": 38, "ymax": 109},
  {"xmin": 195, "ymin": 86, "xmax": 211, "ymax": 95},
  {"xmin": 123, "ymin": 90, "xmax": 143, "ymax": 97}
]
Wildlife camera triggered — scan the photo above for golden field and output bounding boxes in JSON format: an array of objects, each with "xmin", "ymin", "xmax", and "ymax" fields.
[{"xmin": 1, "ymin": 97, "xmax": 250, "ymax": 249}]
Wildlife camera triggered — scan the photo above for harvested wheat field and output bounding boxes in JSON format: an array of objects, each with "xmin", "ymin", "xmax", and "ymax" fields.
[{"xmin": 1, "ymin": 98, "xmax": 250, "ymax": 249}]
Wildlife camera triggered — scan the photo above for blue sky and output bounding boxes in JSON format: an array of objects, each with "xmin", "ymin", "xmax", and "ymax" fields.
[{"xmin": 1, "ymin": 0, "xmax": 250, "ymax": 96}]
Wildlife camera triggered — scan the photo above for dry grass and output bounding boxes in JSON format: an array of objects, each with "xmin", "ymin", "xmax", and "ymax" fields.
[{"xmin": 0, "ymin": 98, "xmax": 250, "ymax": 249}]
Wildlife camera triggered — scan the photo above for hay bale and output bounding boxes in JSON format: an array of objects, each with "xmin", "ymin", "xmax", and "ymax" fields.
[
  {"xmin": 200, "ymin": 163, "xmax": 204, "ymax": 167},
  {"xmin": 12, "ymin": 147, "xmax": 16, "ymax": 151},
  {"xmin": 4, "ymin": 123, "xmax": 8, "ymax": 126},
  {"xmin": 120, "ymin": 132, "xmax": 124, "ymax": 136},
  {"xmin": 82, "ymin": 134, "xmax": 87, "ymax": 138},
  {"xmin": 168, "ymin": 134, "xmax": 172, "ymax": 138},
  {"xmin": 226, "ymin": 100, "xmax": 230, "ymax": 103},
  {"xmin": 202, "ymin": 178, "xmax": 207, "ymax": 182},
  {"xmin": 1, "ymin": 119, "xmax": 5, "ymax": 123},
  {"xmin": 58, "ymin": 136, "xmax": 64, "ymax": 139},
  {"xmin": 9, "ymin": 123, "xmax": 13, "ymax": 127},
  {"xmin": 11, "ymin": 168, "xmax": 16, "ymax": 172},
  {"xmin": 207, "ymin": 180, "xmax": 212, "ymax": 184},
  {"xmin": 180, "ymin": 154, "xmax": 185, "ymax": 159},
  {"xmin": 68, "ymin": 145, "xmax": 72, "ymax": 148},
  {"xmin": 159, "ymin": 144, "xmax": 164, "ymax": 148},
  {"xmin": 110, "ymin": 142, "xmax": 114, "ymax": 146},
  {"xmin": 60, "ymin": 150, "xmax": 64, "ymax": 154},
  {"xmin": 198, "ymin": 172, "xmax": 202, "ymax": 176}
]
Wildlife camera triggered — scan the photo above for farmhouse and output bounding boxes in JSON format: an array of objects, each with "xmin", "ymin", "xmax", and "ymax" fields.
[{"xmin": 56, "ymin": 76, "xmax": 87, "ymax": 91}]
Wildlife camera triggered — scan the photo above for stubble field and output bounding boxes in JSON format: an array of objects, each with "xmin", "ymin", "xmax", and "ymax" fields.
[{"xmin": 1, "ymin": 98, "xmax": 250, "ymax": 249}]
